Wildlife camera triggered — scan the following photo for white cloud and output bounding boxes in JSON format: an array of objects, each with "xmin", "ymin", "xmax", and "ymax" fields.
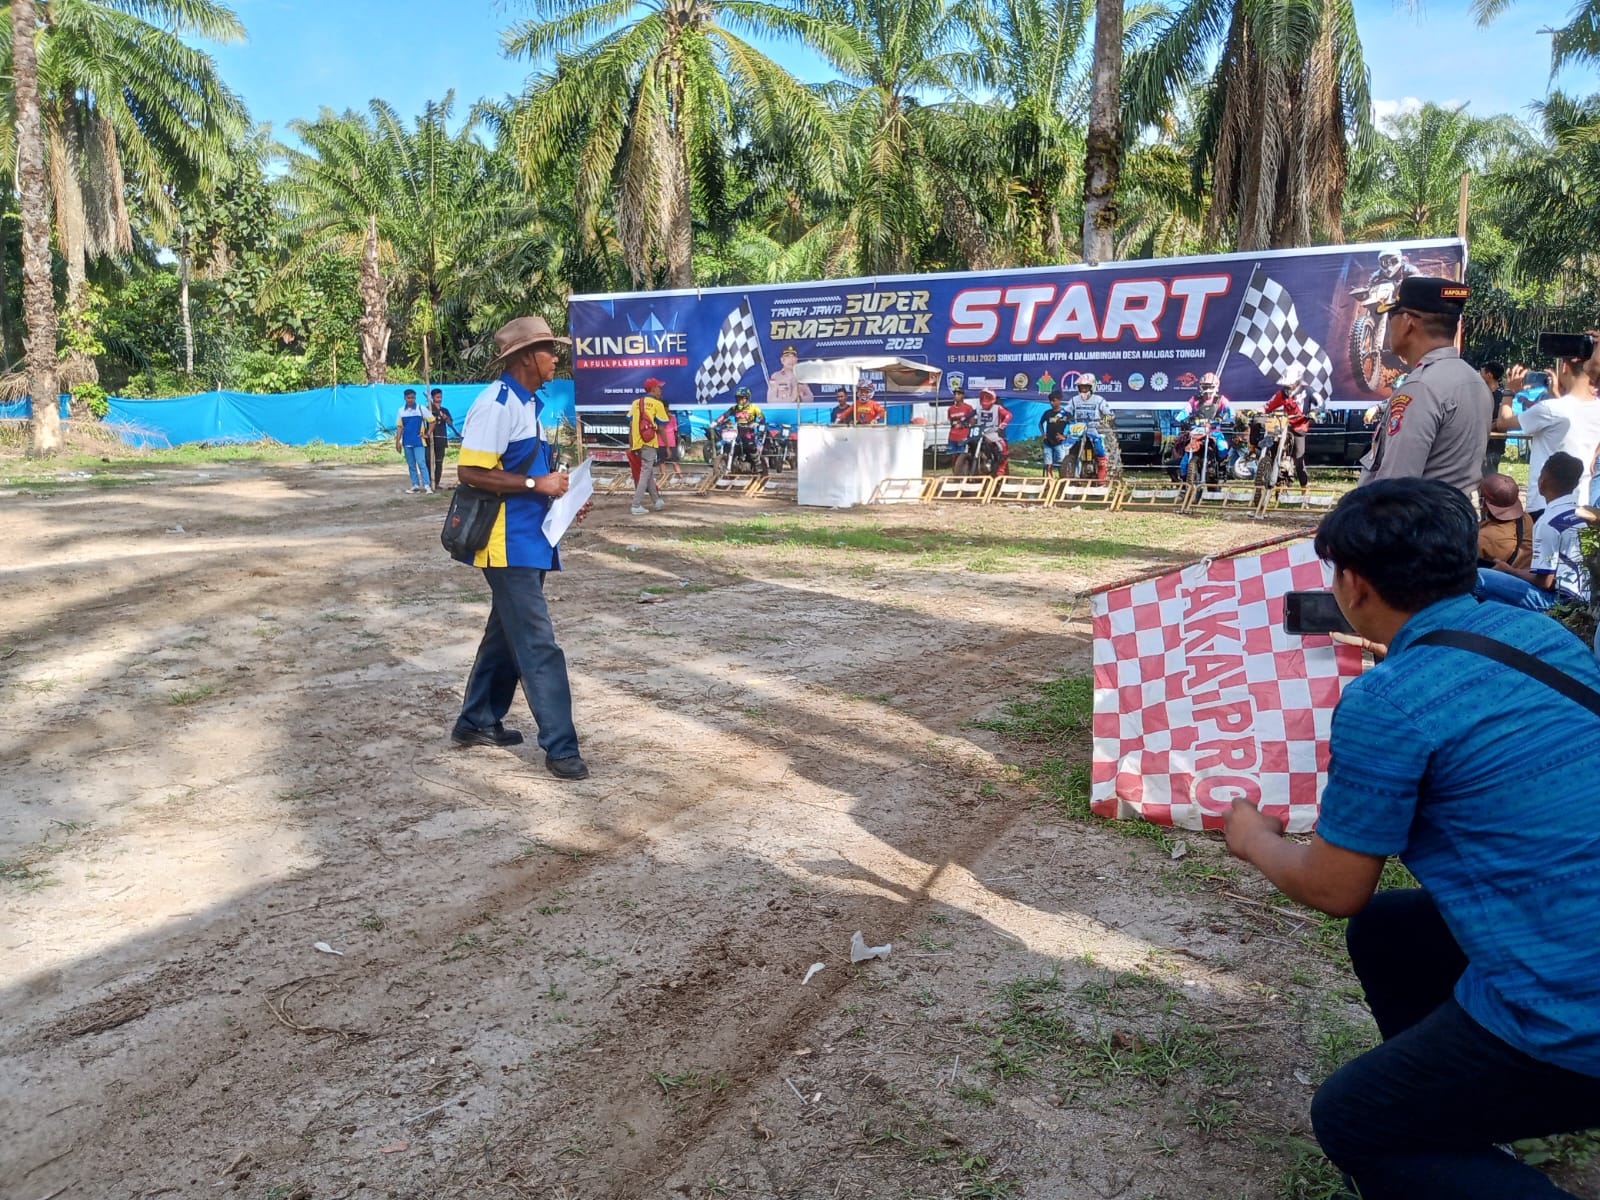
[{"xmin": 1372, "ymin": 96, "xmax": 1425, "ymax": 125}]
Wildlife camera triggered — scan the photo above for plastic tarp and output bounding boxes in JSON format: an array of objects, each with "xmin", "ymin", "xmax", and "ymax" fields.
[
  {"xmin": 0, "ymin": 396, "xmax": 71, "ymax": 421},
  {"xmin": 94, "ymin": 379, "xmax": 577, "ymax": 448}
]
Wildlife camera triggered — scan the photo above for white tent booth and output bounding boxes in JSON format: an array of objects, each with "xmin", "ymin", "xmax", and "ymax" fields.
[{"xmin": 790, "ymin": 356, "xmax": 941, "ymax": 507}]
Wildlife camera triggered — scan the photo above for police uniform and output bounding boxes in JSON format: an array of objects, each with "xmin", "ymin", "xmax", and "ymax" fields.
[{"xmin": 1360, "ymin": 277, "xmax": 1493, "ymax": 497}]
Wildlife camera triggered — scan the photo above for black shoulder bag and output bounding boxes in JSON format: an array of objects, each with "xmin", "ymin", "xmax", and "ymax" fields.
[
  {"xmin": 1412, "ymin": 630, "xmax": 1600, "ymax": 719},
  {"xmin": 440, "ymin": 443, "xmax": 542, "ymax": 564}
]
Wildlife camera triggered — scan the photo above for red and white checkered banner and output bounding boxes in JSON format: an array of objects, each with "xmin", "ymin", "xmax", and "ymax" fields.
[{"xmin": 1090, "ymin": 539, "xmax": 1366, "ymax": 833}]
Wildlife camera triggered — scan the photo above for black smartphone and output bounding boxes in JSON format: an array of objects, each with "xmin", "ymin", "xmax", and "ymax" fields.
[
  {"xmin": 1537, "ymin": 332, "xmax": 1596, "ymax": 361},
  {"xmin": 1283, "ymin": 590, "xmax": 1355, "ymax": 636}
]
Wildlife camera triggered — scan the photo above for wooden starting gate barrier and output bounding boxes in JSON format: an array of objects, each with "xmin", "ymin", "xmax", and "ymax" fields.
[
  {"xmin": 870, "ymin": 478, "xmax": 934, "ymax": 504},
  {"xmin": 928, "ymin": 475, "xmax": 996, "ymax": 502},
  {"xmin": 1181, "ymin": 480, "xmax": 1262, "ymax": 515},
  {"xmin": 1051, "ymin": 478, "xmax": 1119, "ymax": 508},
  {"xmin": 1119, "ymin": 480, "xmax": 1191, "ymax": 511},
  {"xmin": 987, "ymin": 475, "xmax": 1054, "ymax": 504}
]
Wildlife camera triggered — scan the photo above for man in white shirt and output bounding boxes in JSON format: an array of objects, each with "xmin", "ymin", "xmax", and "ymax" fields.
[
  {"xmin": 1495, "ymin": 355, "xmax": 1600, "ymax": 514},
  {"xmin": 1476, "ymin": 453, "xmax": 1589, "ymax": 611}
]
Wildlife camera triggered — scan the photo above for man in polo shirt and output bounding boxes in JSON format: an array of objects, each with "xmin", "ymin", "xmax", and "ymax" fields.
[
  {"xmin": 394, "ymin": 388, "xmax": 433, "ymax": 493},
  {"xmin": 1225, "ymin": 478, "xmax": 1600, "ymax": 1199},
  {"xmin": 449, "ymin": 315, "xmax": 588, "ymax": 781}
]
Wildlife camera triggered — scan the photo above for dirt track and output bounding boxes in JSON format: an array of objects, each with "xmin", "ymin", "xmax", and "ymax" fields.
[{"xmin": 3, "ymin": 463, "xmax": 1591, "ymax": 1200}]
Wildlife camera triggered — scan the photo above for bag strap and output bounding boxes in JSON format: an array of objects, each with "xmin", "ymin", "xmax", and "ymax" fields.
[{"xmin": 1412, "ymin": 629, "xmax": 1600, "ymax": 720}]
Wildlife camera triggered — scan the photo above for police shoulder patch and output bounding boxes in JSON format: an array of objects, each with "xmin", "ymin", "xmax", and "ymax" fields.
[{"xmin": 1388, "ymin": 393, "xmax": 1413, "ymax": 436}]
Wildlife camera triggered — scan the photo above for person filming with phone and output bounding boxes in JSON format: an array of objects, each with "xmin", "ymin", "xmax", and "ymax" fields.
[
  {"xmin": 1494, "ymin": 333, "xmax": 1600, "ymax": 517},
  {"xmin": 1226, "ymin": 477, "xmax": 1600, "ymax": 1200}
]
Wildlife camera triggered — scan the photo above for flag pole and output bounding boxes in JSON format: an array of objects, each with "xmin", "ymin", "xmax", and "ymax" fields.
[
  {"xmin": 745, "ymin": 296, "xmax": 770, "ymax": 386},
  {"xmin": 1214, "ymin": 263, "xmax": 1262, "ymax": 379}
]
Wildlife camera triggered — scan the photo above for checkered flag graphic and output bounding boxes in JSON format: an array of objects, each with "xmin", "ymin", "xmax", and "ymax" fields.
[
  {"xmin": 695, "ymin": 299, "xmax": 765, "ymax": 404},
  {"xmin": 1228, "ymin": 267, "xmax": 1335, "ymax": 402}
]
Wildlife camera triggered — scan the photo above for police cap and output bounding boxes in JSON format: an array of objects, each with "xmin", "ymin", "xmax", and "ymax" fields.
[{"xmin": 1378, "ymin": 275, "xmax": 1471, "ymax": 315}]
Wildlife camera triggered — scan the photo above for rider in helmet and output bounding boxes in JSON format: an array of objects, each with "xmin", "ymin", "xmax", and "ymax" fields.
[
  {"xmin": 848, "ymin": 380, "xmax": 887, "ymax": 425},
  {"xmin": 718, "ymin": 386, "xmax": 765, "ymax": 428},
  {"xmin": 974, "ymin": 388, "xmax": 1012, "ymax": 475},
  {"xmin": 1175, "ymin": 372, "xmax": 1235, "ymax": 480},
  {"xmin": 1069, "ymin": 374, "xmax": 1115, "ymax": 481},
  {"xmin": 1262, "ymin": 364, "xmax": 1313, "ymax": 493}
]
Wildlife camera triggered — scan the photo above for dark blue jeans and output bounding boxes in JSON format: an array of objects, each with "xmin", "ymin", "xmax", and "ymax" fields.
[
  {"xmin": 456, "ymin": 567, "xmax": 579, "ymax": 760},
  {"xmin": 1312, "ymin": 890, "xmax": 1600, "ymax": 1198}
]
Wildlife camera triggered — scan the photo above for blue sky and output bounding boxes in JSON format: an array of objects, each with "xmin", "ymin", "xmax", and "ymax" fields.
[{"xmin": 212, "ymin": 0, "xmax": 1589, "ymax": 143}]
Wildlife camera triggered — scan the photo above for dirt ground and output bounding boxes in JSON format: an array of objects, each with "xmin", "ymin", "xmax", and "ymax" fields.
[{"xmin": 2, "ymin": 461, "xmax": 1593, "ymax": 1200}]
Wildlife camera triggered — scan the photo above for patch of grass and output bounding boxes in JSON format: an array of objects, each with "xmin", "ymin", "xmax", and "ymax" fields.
[
  {"xmin": 168, "ymin": 683, "xmax": 219, "ymax": 706},
  {"xmin": 972, "ymin": 675, "xmax": 1092, "ymax": 755},
  {"xmin": 360, "ymin": 913, "xmax": 384, "ymax": 932},
  {"xmin": 954, "ymin": 1083, "xmax": 996, "ymax": 1108},
  {"xmin": 649, "ymin": 1070, "xmax": 701, "ymax": 1096},
  {"xmin": 0, "ymin": 819, "xmax": 93, "ymax": 892},
  {"xmin": 1277, "ymin": 1138, "xmax": 1350, "ymax": 1200},
  {"xmin": 1515, "ymin": 1129, "xmax": 1600, "ymax": 1170}
]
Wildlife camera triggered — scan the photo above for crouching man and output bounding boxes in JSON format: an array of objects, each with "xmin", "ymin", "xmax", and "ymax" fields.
[{"xmin": 1224, "ymin": 478, "xmax": 1600, "ymax": 1200}]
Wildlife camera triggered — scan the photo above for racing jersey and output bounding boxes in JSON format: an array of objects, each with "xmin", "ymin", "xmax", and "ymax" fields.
[
  {"xmin": 719, "ymin": 402, "xmax": 765, "ymax": 427},
  {"xmin": 1070, "ymin": 393, "xmax": 1113, "ymax": 429},
  {"xmin": 947, "ymin": 401, "xmax": 976, "ymax": 439},
  {"xmin": 1264, "ymin": 389, "xmax": 1311, "ymax": 433},
  {"xmin": 975, "ymin": 403, "xmax": 1011, "ymax": 434},
  {"xmin": 1188, "ymin": 395, "xmax": 1233, "ymax": 424}
]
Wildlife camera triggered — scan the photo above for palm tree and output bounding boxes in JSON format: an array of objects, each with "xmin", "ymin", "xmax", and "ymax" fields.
[
  {"xmin": 1345, "ymin": 103, "xmax": 1523, "ymax": 242},
  {"xmin": 1473, "ymin": 0, "xmax": 1600, "ymax": 74},
  {"xmin": 1082, "ymin": 0, "xmax": 1123, "ymax": 262},
  {"xmin": 501, "ymin": 0, "xmax": 843, "ymax": 288},
  {"xmin": 1490, "ymin": 93, "xmax": 1600, "ymax": 287},
  {"xmin": 10, "ymin": 0, "xmax": 60, "ymax": 455},
  {"xmin": 0, "ymin": 0, "xmax": 249, "ymax": 310},
  {"xmin": 280, "ymin": 97, "xmax": 542, "ymax": 383},
  {"xmin": 1126, "ymin": 0, "xmax": 1372, "ymax": 250}
]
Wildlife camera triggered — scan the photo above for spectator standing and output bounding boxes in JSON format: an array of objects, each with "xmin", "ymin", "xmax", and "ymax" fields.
[
  {"xmin": 1224, "ymin": 478, "xmax": 1600, "ymax": 1200},
  {"xmin": 630, "ymin": 377, "xmax": 669, "ymax": 517},
  {"xmin": 451, "ymin": 315, "xmax": 588, "ymax": 781},
  {"xmin": 657, "ymin": 394, "xmax": 685, "ymax": 480},
  {"xmin": 1478, "ymin": 361, "xmax": 1507, "ymax": 475},
  {"xmin": 946, "ymin": 386, "xmax": 975, "ymax": 458},
  {"xmin": 1477, "ymin": 453, "xmax": 1589, "ymax": 611},
  {"xmin": 394, "ymin": 388, "xmax": 432, "ymax": 493},
  {"xmin": 830, "ymin": 386, "xmax": 852, "ymax": 424},
  {"xmin": 1361, "ymin": 278, "xmax": 1492, "ymax": 496},
  {"xmin": 1038, "ymin": 390, "xmax": 1071, "ymax": 478},
  {"xmin": 1496, "ymin": 354, "xmax": 1600, "ymax": 515},
  {"xmin": 427, "ymin": 387, "xmax": 455, "ymax": 493},
  {"xmin": 1477, "ymin": 472, "xmax": 1534, "ymax": 571}
]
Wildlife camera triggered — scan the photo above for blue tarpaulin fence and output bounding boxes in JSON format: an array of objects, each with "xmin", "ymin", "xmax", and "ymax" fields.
[{"xmin": 0, "ymin": 381, "xmax": 577, "ymax": 448}]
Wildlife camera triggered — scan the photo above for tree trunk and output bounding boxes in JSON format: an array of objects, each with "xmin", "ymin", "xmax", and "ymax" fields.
[
  {"xmin": 1081, "ymin": 0, "xmax": 1124, "ymax": 265},
  {"xmin": 357, "ymin": 213, "xmax": 390, "ymax": 383},
  {"xmin": 0, "ymin": 202, "xmax": 14, "ymax": 369},
  {"xmin": 179, "ymin": 226, "xmax": 195, "ymax": 374},
  {"xmin": 665, "ymin": 60, "xmax": 693, "ymax": 289},
  {"xmin": 12, "ymin": 0, "xmax": 61, "ymax": 456}
]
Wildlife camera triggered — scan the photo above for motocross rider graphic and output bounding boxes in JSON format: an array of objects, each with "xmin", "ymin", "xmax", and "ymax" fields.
[
  {"xmin": 1368, "ymin": 247, "xmax": 1418, "ymax": 290},
  {"xmin": 1069, "ymin": 375, "xmax": 1115, "ymax": 481}
]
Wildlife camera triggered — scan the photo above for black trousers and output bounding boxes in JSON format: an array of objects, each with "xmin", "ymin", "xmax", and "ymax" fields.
[
  {"xmin": 1311, "ymin": 890, "xmax": 1600, "ymax": 1198},
  {"xmin": 429, "ymin": 438, "xmax": 448, "ymax": 489}
]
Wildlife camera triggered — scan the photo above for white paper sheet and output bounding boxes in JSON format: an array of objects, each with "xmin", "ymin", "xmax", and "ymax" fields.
[{"xmin": 540, "ymin": 459, "xmax": 594, "ymax": 546}]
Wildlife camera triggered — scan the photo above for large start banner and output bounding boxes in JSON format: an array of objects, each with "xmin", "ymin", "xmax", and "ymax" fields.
[
  {"xmin": 569, "ymin": 238, "xmax": 1465, "ymax": 413},
  {"xmin": 1090, "ymin": 540, "xmax": 1367, "ymax": 834}
]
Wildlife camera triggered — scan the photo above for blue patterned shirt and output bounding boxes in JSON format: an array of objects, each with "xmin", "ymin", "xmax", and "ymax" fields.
[{"xmin": 1317, "ymin": 593, "xmax": 1600, "ymax": 1076}]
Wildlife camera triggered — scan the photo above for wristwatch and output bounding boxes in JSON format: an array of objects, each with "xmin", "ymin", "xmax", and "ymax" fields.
[{"xmin": 524, "ymin": 477, "xmax": 538, "ymax": 491}]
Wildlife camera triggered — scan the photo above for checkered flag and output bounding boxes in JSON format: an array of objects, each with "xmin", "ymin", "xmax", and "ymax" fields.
[
  {"xmin": 1228, "ymin": 267, "xmax": 1335, "ymax": 403},
  {"xmin": 695, "ymin": 299, "xmax": 765, "ymax": 404}
]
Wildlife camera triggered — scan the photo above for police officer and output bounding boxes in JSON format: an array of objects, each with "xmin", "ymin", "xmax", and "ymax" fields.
[{"xmin": 1360, "ymin": 276, "xmax": 1492, "ymax": 497}]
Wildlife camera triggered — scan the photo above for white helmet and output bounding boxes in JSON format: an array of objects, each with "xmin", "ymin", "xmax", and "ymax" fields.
[
  {"xmin": 1280, "ymin": 365, "xmax": 1305, "ymax": 390},
  {"xmin": 1198, "ymin": 372, "xmax": 1220, "ymax": 396},
  {"xmin": 1378, "ymin": 248, "xmax": 1403, "ymax": 274}
]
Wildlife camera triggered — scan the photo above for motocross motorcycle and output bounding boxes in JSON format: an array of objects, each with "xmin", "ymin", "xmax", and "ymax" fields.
[
  {"xmin": 1234, "ymin": 412, "xmax": 1289, "ymax": 491},
  {"xmin": 955, "ymin": 429, "xmax": 1006, "ymax": 476},
  {"xmin": 1067, "ymin": 423, "xmax": 1099, "ymax": 479},
  {"xmin": 762, "ymin": 423, "xmax": 797, "ymax": 473},
  {"xmin": 712, "ymin": 417, "xmax": 768, "ymax": 474},
  {"xmin": 1175, "ymin": 417, "xmax": 1235, "ymax": 486},
  {"xmin": 1347, "ymin": 280, "xmax": 1405, "ymax": 394}
]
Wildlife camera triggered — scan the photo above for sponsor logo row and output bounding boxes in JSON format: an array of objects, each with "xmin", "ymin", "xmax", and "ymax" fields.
[{"xmin": 950, "ymin": 369, "xmax": 1200, "ymax": 395}]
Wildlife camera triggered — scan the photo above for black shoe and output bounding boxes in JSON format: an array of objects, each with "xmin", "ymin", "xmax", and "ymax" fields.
[
  {"xmin": 451, "ymin": 723, "xmax": 525, "ymax": 748},
  {"xmin": 545, "ymin": 755, "xmax": 589, "ymax": 781}
]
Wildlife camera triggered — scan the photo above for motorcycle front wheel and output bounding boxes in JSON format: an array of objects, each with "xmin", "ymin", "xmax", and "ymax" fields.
[{"xmin": 1349, "ymin": 313, "xmax": 1382, "ymax": 394}]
